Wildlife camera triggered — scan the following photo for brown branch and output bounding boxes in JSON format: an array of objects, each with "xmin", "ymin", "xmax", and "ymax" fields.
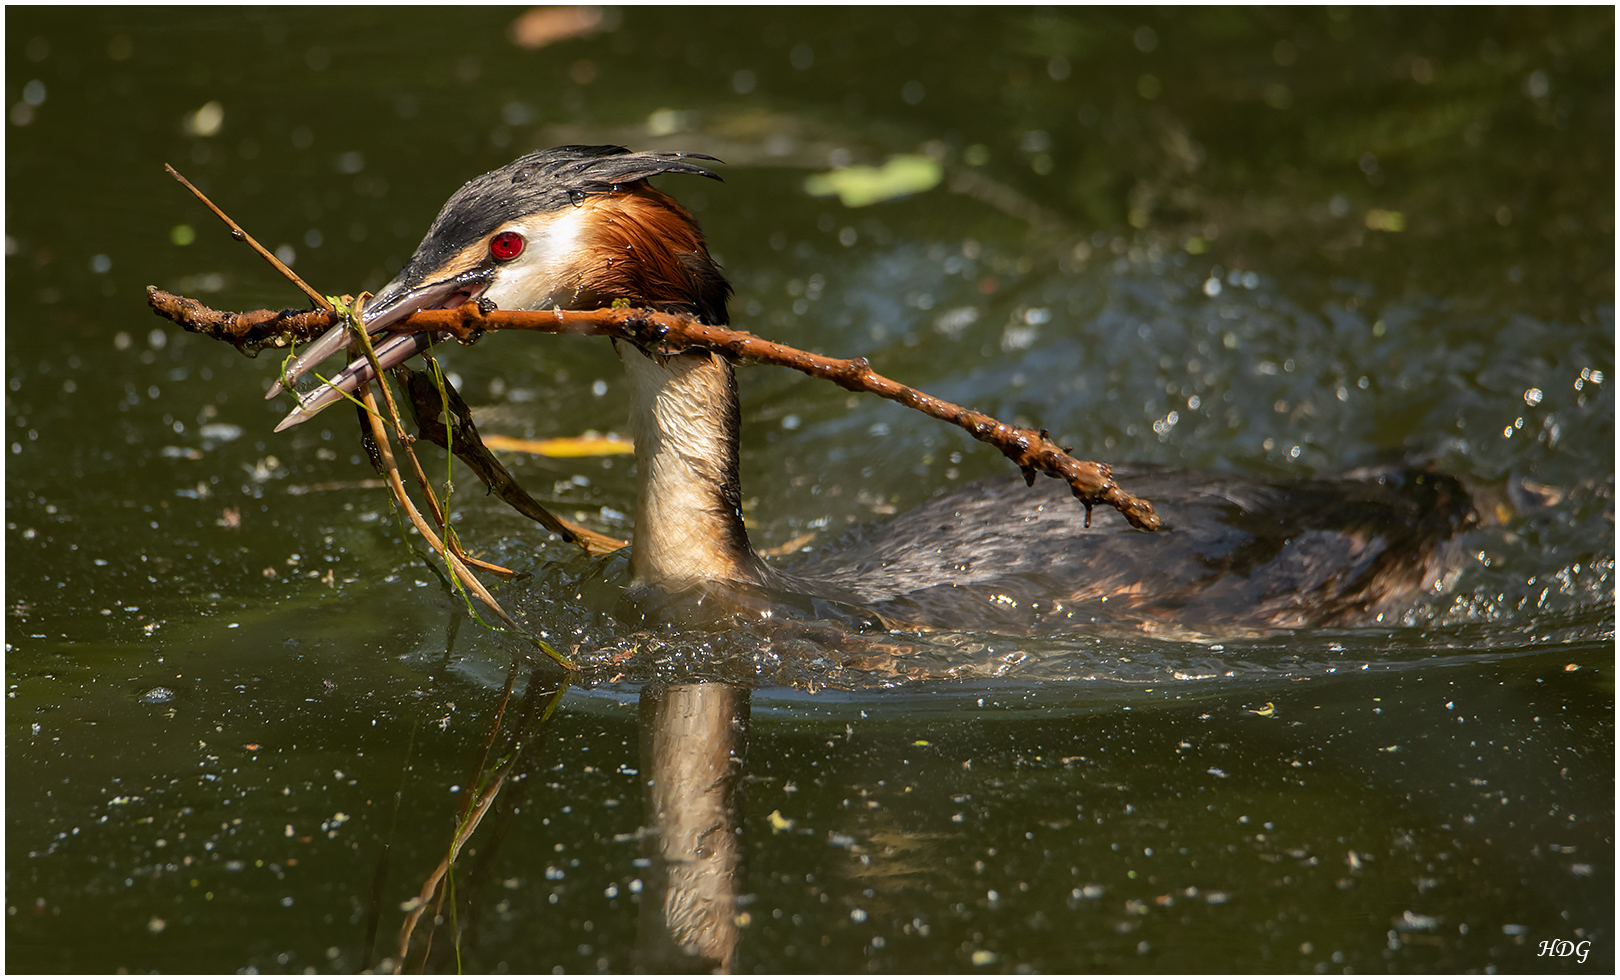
[
  {"xmin": 147, "ymin": 289, "xmax": 1161, "ymax": 531},
  {"xmin": 146, "ymin": 286, "xmax": 335, "ymax": 355},
  {"xmin": 164, "ymin": 164, "xmax": 332, "ymax": 310}
]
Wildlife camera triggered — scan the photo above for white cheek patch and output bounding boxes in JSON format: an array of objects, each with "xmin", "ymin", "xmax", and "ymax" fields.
[{"xmin": 481, "ymin": 208, "xmax": 589, "ymax": 311}]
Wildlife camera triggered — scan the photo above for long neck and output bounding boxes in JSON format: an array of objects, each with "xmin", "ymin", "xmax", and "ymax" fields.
[{"xmin": 616, "ymin": 341, "xmax": 766, "ymax": 590}]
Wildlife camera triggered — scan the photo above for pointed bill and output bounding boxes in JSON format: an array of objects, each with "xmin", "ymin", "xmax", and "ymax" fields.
[{"xmin": 270, "ymin": 268, "xmax": 491, "ymax": 430}]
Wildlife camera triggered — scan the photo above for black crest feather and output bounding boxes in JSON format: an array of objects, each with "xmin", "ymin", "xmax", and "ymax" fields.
[{"xmin": 408, "ymin": 146, "xmax": 723, "ymax": 274}]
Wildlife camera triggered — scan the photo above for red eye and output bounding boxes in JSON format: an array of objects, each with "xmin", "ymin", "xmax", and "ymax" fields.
[{"xmin": 490, "ymin": 230, "xmax": 525, "ymax": 261}]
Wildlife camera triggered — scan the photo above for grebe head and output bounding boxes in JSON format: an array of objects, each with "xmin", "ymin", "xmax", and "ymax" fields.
[
  {"xmin": 272, "ymin": 145, "xmax": 729, "ymax": 428},
  {"xmin": 274, "ymin": 146, "xmax": 789, "ymax": 613}
]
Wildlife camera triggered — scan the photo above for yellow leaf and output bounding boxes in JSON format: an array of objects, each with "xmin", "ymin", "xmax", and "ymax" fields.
[{"xmin": 481, "ymin": 434, "xmax": 634, "ymax": 457}]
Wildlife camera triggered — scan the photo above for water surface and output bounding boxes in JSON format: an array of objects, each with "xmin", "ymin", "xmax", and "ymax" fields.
[{"xmin": 6, "ymin": 7, "xmax": 1612, "ymax": 973}]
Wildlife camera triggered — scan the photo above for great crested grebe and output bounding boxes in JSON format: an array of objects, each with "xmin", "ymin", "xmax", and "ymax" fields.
[{"xmin": 273, "ymin": 145, "xmax": 1475, "ymax": 634}]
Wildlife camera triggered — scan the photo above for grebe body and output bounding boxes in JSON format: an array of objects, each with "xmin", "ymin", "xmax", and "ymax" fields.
[
  {"xmin": 788, "ymin": 464, "xmax": 1472, "ymax": 634},
  {"xmin": 275, "ymin": 146, "xmax": 1475, "ymax": 636}
]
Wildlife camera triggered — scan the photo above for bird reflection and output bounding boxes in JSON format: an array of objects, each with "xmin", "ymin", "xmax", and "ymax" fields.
[{"xmin": 634, "ymin": 681, "xmax": 749, "ymax": 973}]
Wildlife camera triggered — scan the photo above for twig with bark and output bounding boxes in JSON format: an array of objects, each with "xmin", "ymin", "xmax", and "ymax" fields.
[{"xmin": 147, "ymin": 288, "xmax": 1162, "ymax": 531}]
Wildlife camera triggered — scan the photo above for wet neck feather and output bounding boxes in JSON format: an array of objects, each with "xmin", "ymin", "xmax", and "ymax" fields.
[
  {"xmin": 562, "ymin": 184, "xmax": 761, "ymax": 590},
  {"xmin": 617, "ymin": 343, "xmax": 765, "ymax": 590}
]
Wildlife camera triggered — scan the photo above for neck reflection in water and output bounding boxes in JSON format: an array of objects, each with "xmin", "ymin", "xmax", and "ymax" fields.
[{"xmin": 634, "ymin": 681, "xmax": 749, "ymax": 973}]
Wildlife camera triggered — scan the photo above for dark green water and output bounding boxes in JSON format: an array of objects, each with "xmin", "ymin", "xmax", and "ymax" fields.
[{"xmin": 6, "ymin": 7, "xmax": 1612, "ymax": 973}]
